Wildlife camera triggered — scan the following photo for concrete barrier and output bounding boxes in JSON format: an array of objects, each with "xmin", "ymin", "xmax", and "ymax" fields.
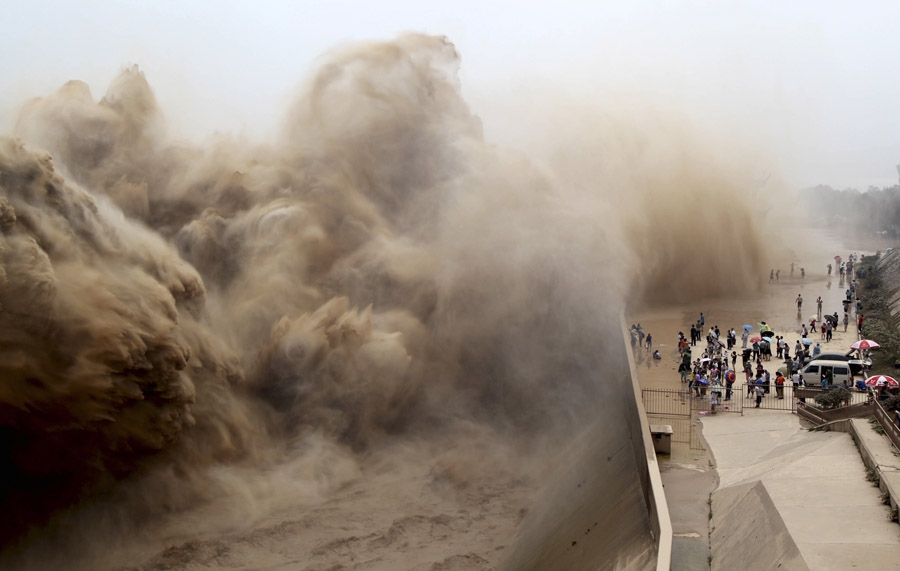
[
  {"xmin": 710, "ymin": 481, "xmax": 809, "ymax": 571},
  {"xmin": 500, "ymin": 314, "xmax": 671, "ymax": 570}
]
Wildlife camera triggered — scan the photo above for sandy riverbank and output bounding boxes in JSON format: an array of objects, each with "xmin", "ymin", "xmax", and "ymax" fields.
[{"xmin": 628, "ymin": 228, "xmax": 896, "ymax": 394}]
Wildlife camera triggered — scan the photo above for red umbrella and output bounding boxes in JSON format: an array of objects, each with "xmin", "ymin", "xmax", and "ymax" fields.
[
  {"xmin": 851, "ymin": 339, "xmax": 881, "ymax": 350},
  {"xmin": 750, "ymin": 336, "xmax": 762, "ymax": 343},
  {"xmin": 864, "ymin": 375, "xmax": 899, "ymax": 388}
]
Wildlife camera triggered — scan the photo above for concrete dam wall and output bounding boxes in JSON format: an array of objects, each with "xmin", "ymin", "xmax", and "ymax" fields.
[{"xmin": 502, "ymin": 317, "xmax": 671, "ymax": 570}]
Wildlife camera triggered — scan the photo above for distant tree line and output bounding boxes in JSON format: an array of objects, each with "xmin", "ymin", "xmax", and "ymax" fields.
[{"xmin": 801, "ymin": 184, "xmax": 900, "ymax": 238}]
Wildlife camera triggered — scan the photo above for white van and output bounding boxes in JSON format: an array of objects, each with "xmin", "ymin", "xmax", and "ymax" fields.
[{"xmin": 801, "ymin": 360, "xmax": 855, "ymax": 387}]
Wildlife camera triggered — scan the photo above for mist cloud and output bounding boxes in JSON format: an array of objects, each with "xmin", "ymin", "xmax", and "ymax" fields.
[{"xmin": 0, "ymin": 33, "xmax": 773, "ymax": 568}]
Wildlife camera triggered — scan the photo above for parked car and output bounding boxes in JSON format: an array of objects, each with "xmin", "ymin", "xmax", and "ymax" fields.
[
  {"xmin": 807, "ymin": 351, "xmax": 871, "ymax": 375},
  {"xmin": 801, "ymin": 360, "xmax": 854, "ymax": 387}
]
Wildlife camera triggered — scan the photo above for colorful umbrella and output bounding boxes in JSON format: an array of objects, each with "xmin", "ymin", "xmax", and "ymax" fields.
[
  {"xmin": 851, "ymin": 339, "xmax": 880, "ymax": 350},
  {"xmin": 725, "ymin": 370, "xmax": 736, "ymax": 383},
  {"xmin": 864, "ymin": 375, "xmax": 899, "ymax": 388},
  {"xmin": 750, "ymin": 336, "xmax": 762, "ymax": 343}
]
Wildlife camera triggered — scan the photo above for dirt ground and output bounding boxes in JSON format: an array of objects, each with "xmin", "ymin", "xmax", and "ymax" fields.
[{"xmin": 629, "ymin": 228, "xmax": 896, "ymax": 394}]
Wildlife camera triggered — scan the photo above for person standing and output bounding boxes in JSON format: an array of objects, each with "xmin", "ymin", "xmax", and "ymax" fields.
[
  {"xmin": 825, "ymin": 321, "xmax": 833, "ymax": 342},
  {"xmin": 796, "ymin": 294, "xmax": 803, "ymax": 312},
  {"xmin": 645, "ymin": 333, "xmax": 653, "ymax": 350},
  {"xmin": 741, "ymin": 328, "xmax": 749, "ymax": 348},
  {"xmin": 858, "ymin": 314, "xmax": 864, "ymax": 334},
  {"xmin": 843, "ymin": 313, "xmax": 849, "ymax": 332},
  {"xmin": 755, "ymin": 381, "xmax": 765, "ymax": 408},
  {"xmin": 816, "ymin": 296, "xmax": 823, "ymax": 316},
  {"xmin": 775, "ymin": 372, "xmax": 785, "ymax": 399},
  {"xmin": 700, "ymin": 312, "xmax": 705, "ymax": 327}
]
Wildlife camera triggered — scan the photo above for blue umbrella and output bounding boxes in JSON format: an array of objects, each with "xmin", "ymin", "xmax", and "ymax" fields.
[
  {"xmin": 801, "ymin": 338, "xmax": 813, "ymax": 346},
  {"xmin": 697, "ymin": 378, "xmax": 709, "ymax": 385},
  {"xmin": 742, "ymin": 324, "xmax": 754, "ymax": 330}
]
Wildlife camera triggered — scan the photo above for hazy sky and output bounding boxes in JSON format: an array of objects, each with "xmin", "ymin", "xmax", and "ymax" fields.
[{"xmin": 3, "ymin": 0, "xmax": 899, "ymax": 190}]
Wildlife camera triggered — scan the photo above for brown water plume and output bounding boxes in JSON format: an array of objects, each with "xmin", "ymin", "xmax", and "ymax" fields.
[{"xmin": 1, "ymin": 33, "xmax": 776, "ymax": 569}]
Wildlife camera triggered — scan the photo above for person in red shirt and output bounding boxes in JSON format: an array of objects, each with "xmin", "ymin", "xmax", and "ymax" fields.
[{"xmin": 775, "ymin": 373, "xmax": 785, "ymax": 399}]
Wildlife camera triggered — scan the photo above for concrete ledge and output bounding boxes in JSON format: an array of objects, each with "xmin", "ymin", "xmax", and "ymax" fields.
[
  {"xmin": 623, "ymin": 312, "xmax": 673, "ymax": 571},
  {"xmin": 710, "ymin": 481, "xmax": 809, "ymax": 571},
  {"xmin": 849, "ymin": 418, "xmax": 900, "ymax": 519}
]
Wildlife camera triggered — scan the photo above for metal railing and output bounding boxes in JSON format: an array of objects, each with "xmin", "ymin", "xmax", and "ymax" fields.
[
  {"xmin": 739, "ymin": 382, "xmax": 871, "ymax": 412},
  {"xmin": 641, "ymin": 387, "xmax": 692, "ymax": 416},
  {"xmin": 874, "ymin": 399, "xmax": 900, "ymax": 452}
]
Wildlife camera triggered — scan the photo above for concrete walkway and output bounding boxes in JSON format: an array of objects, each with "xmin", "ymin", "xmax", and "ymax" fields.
[{"xmin": 700, "ymin": 410, "xmax": 900, "ymax": 570}]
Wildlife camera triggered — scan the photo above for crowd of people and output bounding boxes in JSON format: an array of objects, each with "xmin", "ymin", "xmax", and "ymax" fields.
[{"xmin": 657, "ymin": 254, "xmax": 867, "ymax": 413}]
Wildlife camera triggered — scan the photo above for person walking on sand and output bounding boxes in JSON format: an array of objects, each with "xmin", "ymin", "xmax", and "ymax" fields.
[
  {"xmin": 645, "ymin": 333, "xmax": 652, "ymax": 350},
  {"xmin": 843, "ymin": 313, "xmax": 849, "ymax": 332},
  {"xmin": 796, "ymin": 294, "xmax": 803, "ymax": 312},
  {"xmin": 776, "ymin": 269, "xmax": 780, "ymax": 282},
  {"xmin": 791, "ymin": 262, "xmax": 795, "ymax": 277},
  {"xmin": 755, "ymin": 381, "xmax": 765, "ymax": 408}
]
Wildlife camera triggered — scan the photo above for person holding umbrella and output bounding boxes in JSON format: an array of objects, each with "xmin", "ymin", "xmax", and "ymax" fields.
[{"xmin": 754, "ymin": 377, "xmax": 765, "ymax": 408}]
